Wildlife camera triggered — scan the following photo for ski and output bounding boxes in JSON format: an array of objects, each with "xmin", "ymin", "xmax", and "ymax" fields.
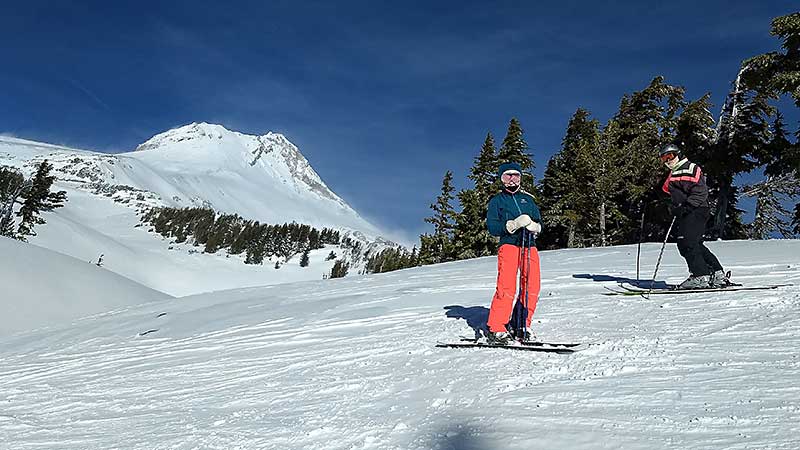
[
  {"xmin": 603, "ymin": 283, "xmax": 792, "ymax": 296},
  {"xmin": 436, "ymin": 341, "xmax": 581, "ymax": 353},
  {"xmin": 617, "ymin": 282, "xmax": 741, "ymax": 292},
  {"xmin": 438, "ymin": 338, "xmax": 584, "ymax": 353},
  {"xmin": 458, "ymin": 337, "xmax": 583, "ymax": 348}
]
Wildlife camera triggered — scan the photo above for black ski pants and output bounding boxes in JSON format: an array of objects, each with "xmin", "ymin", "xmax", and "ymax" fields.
[{"xmin": 675, "ymin": 206, "xmax": 723, "ymax": 276}]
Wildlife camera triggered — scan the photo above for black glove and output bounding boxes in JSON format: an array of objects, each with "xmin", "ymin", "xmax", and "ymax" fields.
[{"xmin": 670, "ymin": 203, "xmax": 686, "ymax": 217}]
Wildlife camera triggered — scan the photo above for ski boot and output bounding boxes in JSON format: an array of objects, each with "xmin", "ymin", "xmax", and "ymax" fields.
[
  {"xmin": 676, "ymin": 274, "xmax": 711, "ymax": 290},
  {"xmin": 709, "ymin": 270, "xmax": 732, "ymax": 288},
  {"xmin": 519, "ymin": 329, "xmax": 536, "ymax": 343},
  {"xmin": 507, "ymin": 326, "xmax": 535, "ymax": 343},
  {"xmin": 487, "ymin": 331, "xmax": 511, "ymax": 345}
]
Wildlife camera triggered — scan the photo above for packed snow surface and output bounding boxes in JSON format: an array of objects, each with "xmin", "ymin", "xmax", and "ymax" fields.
[{"xmin": 1, "ymin": 240, "xmax": 799, "ymax": 449}]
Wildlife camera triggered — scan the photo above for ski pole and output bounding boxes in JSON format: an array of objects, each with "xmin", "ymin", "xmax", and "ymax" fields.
[
  {"xmin": 636, "ymin": 203, "xmax": 645, "ymax": 284},
  {"xmin": 511, "ymin": 228, "xmax": 525, "ymax": 338},
  {"xmin": 520, "ymin": 229, "xmax": 533, "ymax": 341},
  {"xmin": 647, "ymin": 215, "xmax": 676, "ymax": 298},
  {"xmin": 520, "ymin": 229, "xmax": 528, "ymax": 339}
]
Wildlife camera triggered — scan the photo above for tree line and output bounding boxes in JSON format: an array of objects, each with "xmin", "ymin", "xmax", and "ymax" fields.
[{"xmin": 141, "ymin": 207, "xmax": 342, "ymax": 266}]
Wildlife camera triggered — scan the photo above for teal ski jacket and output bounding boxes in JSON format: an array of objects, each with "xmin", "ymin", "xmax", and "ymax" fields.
[{"xmin": 486, "ymin": 189, "xmax": 541, "ymax": 248}]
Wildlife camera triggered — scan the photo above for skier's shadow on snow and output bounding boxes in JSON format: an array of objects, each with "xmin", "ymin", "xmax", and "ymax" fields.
[
  {"xmin": 443, "ymin": 305, "xmax": 489, "ymax": 339},
  {"xmin": 572, "ymin": 273, "xmax": 671, "ymax": 290},
  {"xmin": 429, "ymin": 423, "xmax": 489, "ymax": 450}
]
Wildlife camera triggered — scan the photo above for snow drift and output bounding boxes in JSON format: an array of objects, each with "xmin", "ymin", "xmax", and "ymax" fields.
[{"xmin": 0, "ymin": 237, "xmax": 170, "ymax": 335}]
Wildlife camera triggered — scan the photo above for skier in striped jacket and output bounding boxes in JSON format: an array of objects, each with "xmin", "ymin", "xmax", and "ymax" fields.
[{"xmin": 659, "ymin": 144, "xmax": 730, "ymax": 289}]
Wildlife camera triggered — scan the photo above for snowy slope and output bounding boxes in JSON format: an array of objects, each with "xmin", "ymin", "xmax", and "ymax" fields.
[
  {"xmin": 0, "ymin": 237, "xmax": 170, "ymax": 335},
  {"xmin": 1, "ymin": 240, "xmax": 799, "ymax": 449},
  {"xmin": 0, "ymin": 126, "xmax": 387, "ymax": 295}
]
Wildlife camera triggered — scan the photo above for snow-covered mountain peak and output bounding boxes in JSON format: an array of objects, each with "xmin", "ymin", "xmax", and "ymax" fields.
[
  {"xmin": 128, "ymin": 122, "xmax": 353, "ymax": 210},
  {"xmin": 134, "ymin": 122, "xmax": 232, "ymax": 152}
]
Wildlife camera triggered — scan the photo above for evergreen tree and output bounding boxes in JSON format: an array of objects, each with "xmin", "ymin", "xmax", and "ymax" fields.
[
  {"xmin": 452, "ymin": 133, "xmax": 500, "ymax": 258},
  {"xmin": 300, "ymin": 247, "xmax": 310, "ymax": 267},
  {"xmin": 469, "ymin": 133, "xmax": 500, "ymax": 196},
  {"xmin": 16, "ymin": 160, "xmax": 67, "ymax": 240},
  {"xmin": 451, "ymin": 188, "xmax": 497, "ymax": 259},
  {"xmin": 308, "ymin": 228, "xmax": 322, "ymax": 249},
  {"xmin": 497, "ymin": 118, "xmax": 537, "ymax": 195},
  {"xmin": 675, "ymin": 93, "xmax": 716, "ymax": 159},
  {"xmin": 538, "ymin": 108, "xmax": 600, "ymax": 248},
  {"xmin": 709, "ymin": 82, "xmax": 773, "ymax": 239},
  {"xmin": 330, "ymin": 259, "xmax": 349, "ymax": 278},
  {"xmin": 740, "ymin": 13, "xmax": 800, "ymax": 108},
  {"xmin": 417, "ymin": 233, "xmax": 440, "ymax": 266},
  {"xmin": 229, "ymin": 220, "xmax": 256, "ymax": 255},
  {"xmin": 425, "ymin": 171, "xmax": 457, "ymax": 236},
  {"xmin": 245, "ymin": 224, "xmax": 269, "ymax": 264},
  {"xmin": 497, "ymin": 118, "xmax": 533, "ymax": 170},
  {"xmin": 793, "ymin": 204, "xmax": 800, "ymax": 234},
  {"xmin": 0, "ymin": 167, "xmax": 25, "ymax": 238},
  {"xmin": 743, "ymin": 114, "xmax": 800, "ymax": 238},
  {"xmin": 748, "ymin": 187, "xmax": 793, "ymax": 238},
  {"xmin": 581, "ymin": 120, "xmax": 628, "ymax": 246},
  {"xmin": 365, "ymin": 247, "xmax": 418, "ymax": 273},
  {"xmin": 740, "ymin": 12, "xmax": 800, "ymax": 230},
  {"xmin": 763, "ymin": 113, "xmax": 799, "ymax": 177},
  {"xmin": 421, "ymin": 171, "xmax": 457, "ymax": 263},
  {"xmin": 610, "ymin": 77, "xmax": 686, "ymax": 244}
]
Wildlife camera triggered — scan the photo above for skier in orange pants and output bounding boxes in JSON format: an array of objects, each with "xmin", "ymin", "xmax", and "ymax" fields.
[{"xmin": 485, "ymin": 162, "xmax": 542, "ymax": 344}]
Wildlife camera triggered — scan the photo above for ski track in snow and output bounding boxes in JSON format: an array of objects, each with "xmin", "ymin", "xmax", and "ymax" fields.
[{"xmin": 1, "ymin": 241, "xmax": 800, "ymax": 449}]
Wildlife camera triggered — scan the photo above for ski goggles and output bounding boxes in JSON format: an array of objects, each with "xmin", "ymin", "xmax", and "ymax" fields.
[
  {"xmin": 659, "ymin": 152, "xmax": 678, "ymax": 162},
  {"xmin": 501, "ymin": 172, "xmax": 521, "ymax": 181}
]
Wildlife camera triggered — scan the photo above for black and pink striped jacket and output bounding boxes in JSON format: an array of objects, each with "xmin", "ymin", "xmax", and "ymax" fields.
[{"xmin": 661, "ymin": 158, "xmax": 709, "ymax": 209}]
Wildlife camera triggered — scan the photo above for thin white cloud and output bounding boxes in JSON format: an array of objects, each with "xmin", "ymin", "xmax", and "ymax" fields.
[{"xmin": 66, "ymin": 78, "xmax": 111, "ymax": 111}]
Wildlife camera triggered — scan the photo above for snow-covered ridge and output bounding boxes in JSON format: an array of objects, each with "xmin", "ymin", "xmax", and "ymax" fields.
[{"xmin": 0, "ymin": 124, "xmax": 379, "ymax": 234}]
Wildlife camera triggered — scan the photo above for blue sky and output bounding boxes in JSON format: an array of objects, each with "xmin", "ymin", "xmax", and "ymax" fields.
[{"xmin": 1, "ymin": 1, "xmax": 797, "ymax": 241}]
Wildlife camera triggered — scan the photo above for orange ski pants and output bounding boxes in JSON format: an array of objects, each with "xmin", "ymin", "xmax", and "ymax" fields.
[{"xmin": 487, "ymin": 244, "xmax": 541, "ymax": 333}]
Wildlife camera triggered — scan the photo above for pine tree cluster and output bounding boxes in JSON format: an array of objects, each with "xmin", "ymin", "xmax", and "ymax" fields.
[
  {"xmin": 365, "ymin": 247, "xmax": 419, "ymax": 273},
  {"xmin": 0, "ymin": 160, "xmax": 67, "ymax": 241},
  {"xmin": 141, "ymin": 207, "xmax": 341, "ymax": 265},
  {"xmin": 329, "ymin": 259, "xmax": 350, "ymax": 278},
  {"xmin": 405, "ymin": 12, "xmax": 800, "ymax": 270}
]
